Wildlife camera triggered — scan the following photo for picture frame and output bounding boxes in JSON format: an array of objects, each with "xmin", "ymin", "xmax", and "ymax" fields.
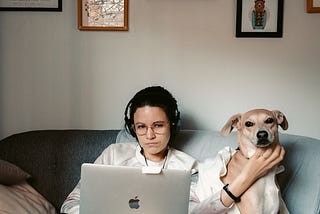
[
  {"xmin": 307, "ymin": 0, "xmax": 320, "ymax": 13},
  {"xmin": 78, "ymin": 0, "xmax": 128, "ymax": 31},
  {"xmin": 236, "ymin": 0, "xmax": 284, "ymax": 38},
  {"xmin": 0, "ymin": 0, "xmax": 62, "ymax": 12}
]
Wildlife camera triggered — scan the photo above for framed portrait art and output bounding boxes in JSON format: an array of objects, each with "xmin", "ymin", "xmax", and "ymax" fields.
[
  {"xmin": 307, "ymin": 0, "xmax": 320, "ymax": 13},
  {"xmin": 78, "ymin": 0, "xmax": 128, "ymax": 31},
  {"xmin": 0, "ymin": 0, "xmax": 62, "ymax": 11},
  {"xmin": 236, "ymin": 0, "xmax": 284, "ymax": 38}
]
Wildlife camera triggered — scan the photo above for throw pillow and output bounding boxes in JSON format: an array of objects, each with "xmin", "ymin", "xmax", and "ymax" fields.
[
  {"xmin": 0, "ymin": 182, "xmax": 57, "ymax": 214},
  {"xmin": 0, "ymin": 159, "xmax": 31, "ymax": 185}
]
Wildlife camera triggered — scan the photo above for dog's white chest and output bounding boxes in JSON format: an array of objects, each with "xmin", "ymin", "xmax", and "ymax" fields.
[{"xmin": 240, "ymin": 169, "xmax": 280, "ymax": 214}]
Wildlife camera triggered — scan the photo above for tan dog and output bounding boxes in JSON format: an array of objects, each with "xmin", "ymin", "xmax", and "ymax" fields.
[{"xmin": 220, "ymin": 109, "xmax": 289, "ymax": 214}]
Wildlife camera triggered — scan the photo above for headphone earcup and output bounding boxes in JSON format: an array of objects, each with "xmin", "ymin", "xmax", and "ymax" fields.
[
  {"xmin": 125, "ymin": 116, "xmax": 136, "ymax": 137},
  {"xmin": 173, "ymin": 109, "xmax": 180, "ymax": 127},
  {"xmin": 124, "ymin": 101, "xmax": 136, "ymax": 137}
]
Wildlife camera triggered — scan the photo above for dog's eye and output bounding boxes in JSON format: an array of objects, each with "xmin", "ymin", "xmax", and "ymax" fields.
[
  {"xmin": 245, "ymin": 121, "xmax": 254, "ymax": 127},
  {"xmin": 265, "ymin": 118, "xmax": 274, "ymax": 124}
]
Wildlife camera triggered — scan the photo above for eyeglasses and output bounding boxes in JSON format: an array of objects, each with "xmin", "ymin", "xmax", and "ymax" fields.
[{"xmin": 133, "ymin": 122, "xmax": 169, "ymax": 136}]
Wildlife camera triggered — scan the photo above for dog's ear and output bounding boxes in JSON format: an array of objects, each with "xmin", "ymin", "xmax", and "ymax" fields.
[
  {"xmin": 272, "ymin": 110, "xmax": 289, "ymax": 130},
  {"xmin": 220, "ymin": 113, "xmax": 242, "ymax": 136}
]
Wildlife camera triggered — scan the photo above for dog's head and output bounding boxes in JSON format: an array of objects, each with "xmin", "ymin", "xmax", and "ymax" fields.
[{"xmin": 221, "ymin": 109, "xmax": 288, "ymax": 158}]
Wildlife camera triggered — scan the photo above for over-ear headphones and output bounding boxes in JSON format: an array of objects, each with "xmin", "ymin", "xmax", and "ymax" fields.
[
  {"xmin": 124, "ymin": 86, "xmax": 180, "ymax": 139},
  {"xmin": 124, "ymin": 99, "xmax": 135, "ymax": 136}
]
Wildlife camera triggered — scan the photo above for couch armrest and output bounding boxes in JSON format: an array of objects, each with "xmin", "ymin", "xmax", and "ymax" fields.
[{"xmin": 0, "ymin": 129, "xmax": 119, "ymax": 212}]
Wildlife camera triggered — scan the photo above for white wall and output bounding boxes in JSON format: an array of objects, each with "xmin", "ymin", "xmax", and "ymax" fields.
[{"xmin": 1, "ymin": 0, "xmax": 320, "ymax": 140}]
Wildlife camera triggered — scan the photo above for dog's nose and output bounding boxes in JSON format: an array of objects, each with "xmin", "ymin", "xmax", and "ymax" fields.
[{"xmin": 257, "ymin": 130, "xmax": 268, "ymax": 139}]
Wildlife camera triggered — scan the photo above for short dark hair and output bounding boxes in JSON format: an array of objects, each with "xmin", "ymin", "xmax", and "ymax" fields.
[{"xmin": 124, "ymin": 86, "xmax": 180, "ymax": 143}]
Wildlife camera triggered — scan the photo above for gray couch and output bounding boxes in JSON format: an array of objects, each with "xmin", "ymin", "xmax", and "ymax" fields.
[{"xmin": 0, "ymin": 129, "xmax": 319, "ymax": 213}]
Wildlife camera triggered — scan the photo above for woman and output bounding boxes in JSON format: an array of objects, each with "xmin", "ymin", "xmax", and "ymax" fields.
[
  {"xmin": 61, "ymin": 85, "xmax": 284, "ymax": 214},
  {"xmin": 60, "ymin": 86, "xmax": 198, "ymax": 214}
]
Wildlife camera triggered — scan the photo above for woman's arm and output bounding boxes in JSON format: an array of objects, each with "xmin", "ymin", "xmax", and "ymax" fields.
[
  {"xmin": 60, "ymin": 183, "xmax": 81, "ymax": 214},
  {"xmin": 220, "ymin": 144, "xmax": 285, "ymax": 207},
  {"xmin": 190, "ymin": 144, "xmax": 285, "ymax": 214},
  {"xmin": 60, "ymin": 144, "xmax": 116, "ymax": 214}
]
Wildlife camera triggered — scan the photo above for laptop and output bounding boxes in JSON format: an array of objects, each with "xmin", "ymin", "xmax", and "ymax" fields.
[{"xmin": 79, "ymin": 163, "xmax": 191, "ymax": 214}]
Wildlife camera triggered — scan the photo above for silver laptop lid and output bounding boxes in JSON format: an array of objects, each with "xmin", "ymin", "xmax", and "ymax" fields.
[{"xmin": 80, "ymin": 163, "xmax": 191, "ymax": 214}]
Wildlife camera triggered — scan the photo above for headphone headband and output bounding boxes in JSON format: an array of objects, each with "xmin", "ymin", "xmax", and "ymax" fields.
[{"xmin": 124, "ymin": 86, "xmax": 180, "ymax": 137}]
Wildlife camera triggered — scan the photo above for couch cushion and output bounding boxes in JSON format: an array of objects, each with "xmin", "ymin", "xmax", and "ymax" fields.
[{"xmin": 276, "ymin": 134, "xmax": 320, "ymax": 214}]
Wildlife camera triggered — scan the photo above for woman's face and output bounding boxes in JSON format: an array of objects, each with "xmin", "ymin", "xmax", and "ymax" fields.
[{"xmin": 133, "ymin": 106, "xmax": 171, "ymax": 162}]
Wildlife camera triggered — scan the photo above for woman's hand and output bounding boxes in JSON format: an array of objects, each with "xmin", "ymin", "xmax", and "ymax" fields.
[{"xmin": 245, "ymin": 143, "xmax": 285, "ymax": 180}]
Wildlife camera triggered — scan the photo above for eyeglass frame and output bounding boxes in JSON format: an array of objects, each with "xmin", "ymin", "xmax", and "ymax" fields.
[{"xmin": 132, "ymin": 121, "xmax": 170, "ymax": 136}]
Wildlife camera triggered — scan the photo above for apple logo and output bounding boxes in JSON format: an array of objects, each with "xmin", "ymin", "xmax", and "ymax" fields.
[{"xmin": 128, "ymin": 196, "xmax": 140, "ymax": 209}]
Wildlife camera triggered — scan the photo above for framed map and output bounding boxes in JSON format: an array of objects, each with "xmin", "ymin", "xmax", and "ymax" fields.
[
  {"xmin": 307, "ymin": 0, "xmax": 320, "ymax": 13},
  {"xmin": 78, "ymin": 0, "xmax": 128, "ymax": 31},
  {"xmin": 0, "ymin": 0, "xmax": 62, "ymax": 11}
]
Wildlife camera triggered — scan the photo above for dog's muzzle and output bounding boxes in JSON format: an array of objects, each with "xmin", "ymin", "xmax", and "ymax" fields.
[{"xmin": 256, "ymin": 130, "xmax": 272, "ymax": 147}]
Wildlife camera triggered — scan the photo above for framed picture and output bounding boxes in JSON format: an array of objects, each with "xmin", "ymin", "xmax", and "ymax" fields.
[
  {"xmin": 307, "ymin": 0, "xmax": 320, "ymax": 13},
  {"xmin": 0, "ymin": 0, "xmax": 62, "ymax": 11},
  {"xmin": 236, "ymin": 0, "xmax": 284, "ymax": 38},
  {"xmin": 78, "ymin": 0, "xmax": 128, "ymax": 31}
]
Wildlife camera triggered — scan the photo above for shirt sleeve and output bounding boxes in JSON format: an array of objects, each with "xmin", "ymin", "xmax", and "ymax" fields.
[
  {"xmin": 60, "ymin": 182, "xmax": 80, "ymax": 214},
  {"xmin": 60, "ymin": 145, "xmax": 116, "ymax": 214},
  {"xmin": 188, "ymin": 147, "xmax": 235, "ymax": 214},
  {"xmin": 189, "ymin": 172, "xmax": 230, "ymax": 214}
]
